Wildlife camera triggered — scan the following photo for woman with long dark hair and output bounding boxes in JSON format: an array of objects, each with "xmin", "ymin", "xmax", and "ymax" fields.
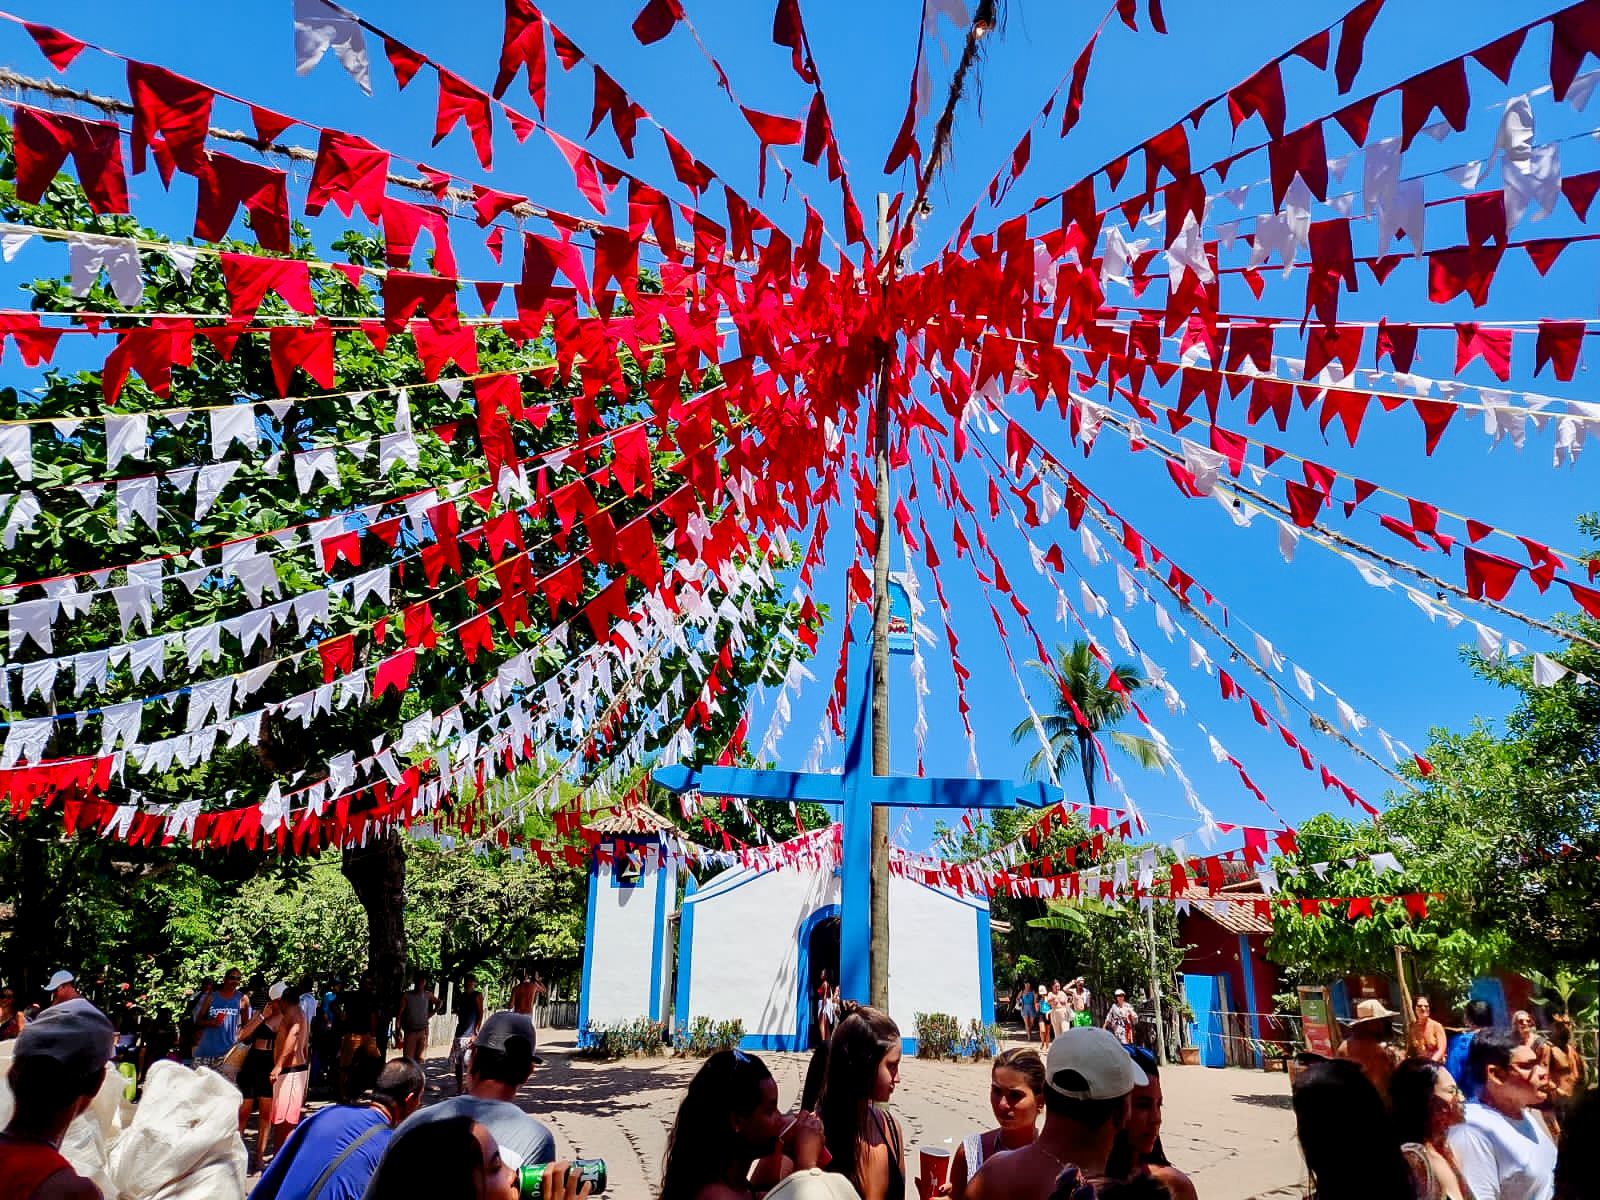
[
  {"xmin": 1291, "ymin": 1059, "xmax": 1413, "ymax": 1200},
  {"xmin": 1105, "ymin": 1047, "xmax": 1197, "ymax": 1200},
  {"xmin": 659, "ymin": 1048, "xmax": 822, "ymax": 1200},
  {"xmin": 1390, "ymin": 1058, "xmax": 1470, "ymax": 1200},
  {"xmin": 947, "ymin": 1047, "xmax": 1045, "ymax": 1198},
  {"xmin": 364, "ymin": 1115, "xmax": 518, "ymax": 1200},
  {"xmin": 819, "ymin": 1007, "xmax": 905, "ymax": 1200}
]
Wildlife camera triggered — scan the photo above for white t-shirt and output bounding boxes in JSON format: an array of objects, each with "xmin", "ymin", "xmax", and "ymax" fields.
[{"xmin": 1446, "ymin": 1101, "xmax": 1555, "ymax": 1200}]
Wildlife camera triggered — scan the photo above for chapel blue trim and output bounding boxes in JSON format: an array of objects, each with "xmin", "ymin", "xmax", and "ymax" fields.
[
  {"xmin": 609, "ymin": 845, "xmax": 645, "ymax": 889},
  {"xmin": 577, "ymin": 853, "xmax": 600, "ymax": 1048},
  {"xmin": 683, "ymin": 865, "xmax": 766, "ymax": 904},
  {"xmin": 648, "ymin": 854, "xmax": 671, "ymax": 1023},
  {"xmin": 839, "ymin": 647, "xmax": 872, "ymax": 1005},
  {"xmin": 794, "ymin": 903, "xmax": 842, "ymax": 1051},
  {"xmin": 976, "ymin": 905, "xmax": 997, "ymax": 1024},
  {"xmin": 1237, "ymin": 934, "xmax": 1263, "ymax": 1068},
  {"xmin": 673, "ymin": 875, "xmax": 698, "ymax": 1038}
]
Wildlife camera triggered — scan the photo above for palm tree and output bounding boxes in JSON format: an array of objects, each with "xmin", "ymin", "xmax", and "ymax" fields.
[{"xmin": 1010, "ymin": 640, "xmax": 1165, "ymax": 805}]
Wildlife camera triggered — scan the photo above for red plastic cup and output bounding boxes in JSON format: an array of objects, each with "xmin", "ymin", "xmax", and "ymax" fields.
[{"xmin": 919, "ymin": 1146, "xmax": 952, "ymax": 1191}]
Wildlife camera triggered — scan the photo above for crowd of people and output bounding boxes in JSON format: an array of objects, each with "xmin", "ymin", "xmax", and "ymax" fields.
[
  {"xmin": 1012, "ymin": 980, "xmax": 1144, "ymax": 1051},
  {"xmin": 5, "ymin": 963, "xmax": 1599, "ymax": 1200},
  {"xmin": 1297, "ymin": 994, "xmax": 1595, "ymax": 1200},
  {"xmin": 656, "ymin": 1002, "xmax": 1193, "ymax": 1200},
  {"xmin": 0, "ymin": 964, "xmax": 583, "ymax": 1200}
]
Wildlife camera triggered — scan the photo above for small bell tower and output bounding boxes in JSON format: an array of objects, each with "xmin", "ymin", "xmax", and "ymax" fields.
[{"xmin": 577, "ymin": 804, "xmax": 680, "ymax": 1043}]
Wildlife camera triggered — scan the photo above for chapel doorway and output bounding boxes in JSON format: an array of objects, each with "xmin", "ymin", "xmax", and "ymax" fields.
[{"xmin": 806, "ymin": 915, "xmax": 841, "ymax": 1048}]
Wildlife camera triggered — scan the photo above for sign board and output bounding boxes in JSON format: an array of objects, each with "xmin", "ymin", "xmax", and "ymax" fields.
[
  {"xmin": 1298, "ymin": 985, "xmax": 1339, "ymax": 1058},
  {"xmin": 888, "ymin": 574, "xmax": 914, "ymax": 655}
]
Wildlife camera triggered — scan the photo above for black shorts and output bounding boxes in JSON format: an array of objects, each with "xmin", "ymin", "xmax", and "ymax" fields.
[{"xmin": 238, "ymin": 1048, "xmax": 275, "ymax": 1098}]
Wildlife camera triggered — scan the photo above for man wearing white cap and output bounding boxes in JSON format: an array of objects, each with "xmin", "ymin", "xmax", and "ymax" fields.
[
  {"xmin": 0, "ymin": 998, "xmax": 117, "ymax": 1199},
  {"xmin": 967, "ymin": 1027, "xmax": 1145, "ymax": 1200},
  {"xmin": 43, "ymin": 970, "xmax": 81, "ymax": 1007}
]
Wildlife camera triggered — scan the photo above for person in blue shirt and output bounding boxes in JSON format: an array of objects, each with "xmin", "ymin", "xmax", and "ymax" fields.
[
  {"xmin": 194, "ymin": 968, "xmax": 250, "ymax": 1071},
  {"xmin": 248, "ymin": 1057, "xmax": 424, "ymax": 1200},
  {"xmin": 1445, "ymin": 999, "xmax": 1495, "ymax": 1102}
]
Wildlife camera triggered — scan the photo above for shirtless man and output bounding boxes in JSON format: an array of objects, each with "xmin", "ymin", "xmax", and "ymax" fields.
[
  {"xmin": 508, "ymin": 970, "xmax": 545, "ymax": 1016},
  {"xmin": 266, "ymin": 981, "xmax": 310, "ymax": 1161}
]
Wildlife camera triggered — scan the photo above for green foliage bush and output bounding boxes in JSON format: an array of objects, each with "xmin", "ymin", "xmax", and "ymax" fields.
[
  {"xmin": 914, "ymin": 1012, "xmax": 962, "ymax": 1059},
  {"xmin": 579, "ymin": 1016, "xmax": 667, "ymax": 1059},
  {"xmin": 674, "ymin": 1016, "xmax": 747, "ymax": 1057},
  {"xmin": 964, "ymin": 1019, "xmax": 1004, "ymax": 1059},
  {"xmin": 914, "ymin": 1013, "xmax": 1004, "ymax": 1060}
]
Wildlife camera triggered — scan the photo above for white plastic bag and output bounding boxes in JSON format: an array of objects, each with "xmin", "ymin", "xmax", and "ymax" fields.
[{"xmin": 107, "ymin": 1060, "xmax": 247, "ymax": 1200}]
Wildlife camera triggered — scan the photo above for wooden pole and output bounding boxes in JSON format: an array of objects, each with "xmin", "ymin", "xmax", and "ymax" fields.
[
  {"xmin": 868, "ymin": 193, "xmax": 894, "ymax": 1011},
  {"xmin": 1146, "ymin": 901, "xmax": 1169, "ymax": 1064}
]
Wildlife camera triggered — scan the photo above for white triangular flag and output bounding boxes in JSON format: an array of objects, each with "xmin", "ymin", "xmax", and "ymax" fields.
[{"xmin": 292, "ymin": 0, "xmax": 372, "ymax": 94}]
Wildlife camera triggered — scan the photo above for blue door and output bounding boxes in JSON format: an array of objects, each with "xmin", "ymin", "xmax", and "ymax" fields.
[{"xmin": 1184, "ymin": 974, "xmax": 1230, "ymax": 1068}]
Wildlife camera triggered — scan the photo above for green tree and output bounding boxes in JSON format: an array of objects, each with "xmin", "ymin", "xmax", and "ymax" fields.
[
  {"xmin": 1010, "ymin": 640, "xmax": 1165, "ymax": 805},
  {"xmin": 1268, "ymin": 517, "xmax": 1600, "ymax": 997}
]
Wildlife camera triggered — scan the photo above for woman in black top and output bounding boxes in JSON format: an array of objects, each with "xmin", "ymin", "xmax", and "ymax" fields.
[{"xmin": 819, "ymin": 1006, "xmax": 905, "ymax": 1200}]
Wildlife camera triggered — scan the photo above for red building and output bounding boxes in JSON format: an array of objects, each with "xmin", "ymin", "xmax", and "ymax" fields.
[{"xmin": 1177, "ymin": 875, "xmax": 1288, "ymax": 1068}]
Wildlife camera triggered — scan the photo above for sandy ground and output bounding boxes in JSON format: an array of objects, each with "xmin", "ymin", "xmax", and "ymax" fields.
[{"xmin": 401, "ymin": 1033, "xmax": 1306, "ymax": 1199}]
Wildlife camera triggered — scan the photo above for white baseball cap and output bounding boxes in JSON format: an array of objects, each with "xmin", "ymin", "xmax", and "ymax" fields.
[
  {"xmin": 268, "ymin": 981, "xmax": 288, "ymax": 1001},
  {"xmin": 44, "ymin": 969, "xmax": 75, "ymax": 993},
  {"xmin": 1045, "ymin": 1027, "xmax": 1147, "ymax": 1100}
]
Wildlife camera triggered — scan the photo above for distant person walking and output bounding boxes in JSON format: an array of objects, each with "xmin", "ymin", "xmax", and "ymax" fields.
[
  {"xmin": 195, "ymin": 967, "xmax": 251, "ymax": 1075},
  {"xmin": 398, "ymin": 973, "xmax": 439, "ymax": 1063},
  {"xmin": 1049, "ymin": 982, "xmax": 1075, "ymax": 1041},
  {"xmin": 1104, "ymin": 990, "xmax": 1138, "ymax": 1046},
  {"xmin": 268, "ymin": 980, "xmax": 311, "ymax": 1161},
  {"xmin": 237, "ymin": 989, "xmax": 285, "ymax": 1167},
  {"xmin": 1448, "ymin": 1000, "xmax": 1495, "ymax": 1101},
  {"xmin": 451, "ymin": 975, "xmax": 485, "ymax": 1095},
  {"xmin": 1037, "ymin": 986, "xmax": 1053, "ymax": 1050},
  {"xmin": 1016, "ymin": 981, "xmax": 1037, "ymax": 1042},
  {"xmin": 337, "ymin": 973, "xmax": 381, "ymax": 1100},
  {"xmin": 508, "ymin": 970, "xmax": 544, "ymax": 1017}
]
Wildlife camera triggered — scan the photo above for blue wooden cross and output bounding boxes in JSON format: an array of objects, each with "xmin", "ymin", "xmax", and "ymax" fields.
[{"xmin": 653, "ymin": 628, "xmax": 1066, "ymax": 1003}]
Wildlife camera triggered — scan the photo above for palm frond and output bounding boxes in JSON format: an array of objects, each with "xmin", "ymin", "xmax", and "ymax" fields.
[{"xmin": 1109, "ymin": 730, "xmax": 1168, "ymax": 773}]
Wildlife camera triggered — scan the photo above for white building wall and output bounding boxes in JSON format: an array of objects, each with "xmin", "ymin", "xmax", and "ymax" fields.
[
  {"xmin": 886, "ymin": 875, "xmax": 986, "ymax": 1033},
  {"xmin": 586, "ymin": 850, "xmax": 669, "ymax": 1026},
  {"xmin": 682, "ymin": 864, "xmax": 988, "ymax": 1045},
  {"xmin": 684, "ymin": 866, "xmax": 839, "ymax": 1039}
]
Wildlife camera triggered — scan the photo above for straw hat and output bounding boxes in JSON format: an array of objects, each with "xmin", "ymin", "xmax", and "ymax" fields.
[{"xmin": 1339, "ymin": 998, "xmax": 1400, "ymax": 1031}]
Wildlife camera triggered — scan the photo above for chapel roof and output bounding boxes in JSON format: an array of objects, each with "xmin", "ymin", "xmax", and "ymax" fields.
[{"xmin": 584, "ymin": 804, "xmax": 678, "ymax": 835}]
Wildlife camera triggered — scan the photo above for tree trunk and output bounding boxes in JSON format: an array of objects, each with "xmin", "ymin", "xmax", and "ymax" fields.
[
  {"xmin": 1079, "ymin": 732, "xmax": 1097, "ymax": 805},
  {"xmin": 5, "ymin": 831, "xmax": 53, "ymax": 994},
  {"xmin": 341, "ymin": 833, "xmax": 408, "ymax": 1039}
]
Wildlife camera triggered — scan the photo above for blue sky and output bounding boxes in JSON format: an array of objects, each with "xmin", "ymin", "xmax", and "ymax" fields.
[{"xmin": 4, "ymin": 0, "xmax": 1596, "ymax": 856}]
